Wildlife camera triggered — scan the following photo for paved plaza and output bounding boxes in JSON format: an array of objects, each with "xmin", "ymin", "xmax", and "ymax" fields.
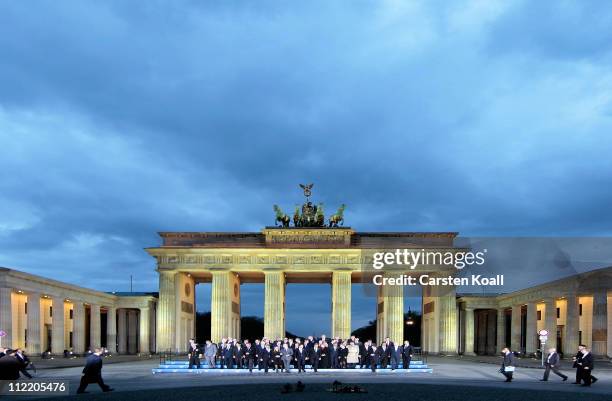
[{"xmin": 18, "ymin": 357, "xmax": 612, "ymax": 400}]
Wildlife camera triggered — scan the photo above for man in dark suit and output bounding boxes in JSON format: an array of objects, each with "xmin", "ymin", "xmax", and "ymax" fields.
[
  {"xmin": 401, "ymin": 340, "xmax": 414, "ymax": 369},
  {"xmin": 243, "ymin": 341, "xmax": 255, "ymax": 372},
  {"xmin": 572, "ymin": 345, "xmax": 585, "ymax": 383},
  {"xmin": 369, "ymin": 345, "xmax": 381, "ymax": 372},
  {"xmin": 379, "ymin": 343, "xmax": 389, "ymax": 368},
  {"xmin": 188, "ymin": 339, "xmax": 201, "ymax": 369},
  {"xmin": 76, "ymin": 348, "xmax": 113, "ymax": 393},
  {"xmin": 259, "ymin": 345, "xmax": 271, "ymax": 373},
  {"xmin": 500, "ymin": 347, "xmax": 516, "ymax": 382},
  {"xmin": 223, "ymin": 343, "xmax": 234, "ymax": 369},
  {"xmin": 540, "ymin": 347, "xmax": 567, "ymax": 381},
  {"xmin": 310, "ymin": 343, "xmax": 321, "ymax": 372},
  {"xmin": 14, "ymin": 349, "xmax": 32, "ymax": 378},
  {"xmin": 577, "ymin": 347, "xmax": 595, "ymax": 386},
  {"xmin": 295, "ymin": 344, "xmax": 307, "ymax": 373},
  {"xmin": 0, "ymin": 349, "xmax": 21, "ymax": 380}
]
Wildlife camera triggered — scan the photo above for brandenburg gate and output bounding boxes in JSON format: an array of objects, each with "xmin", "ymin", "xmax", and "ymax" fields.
[{"xmin": 145, "ymin": 186, "xmax": 459, "ymax": 353}]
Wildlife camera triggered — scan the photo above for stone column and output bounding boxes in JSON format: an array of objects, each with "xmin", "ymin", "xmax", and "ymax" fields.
[
  {"xmin": 127, "ymin": 310, "xmax": 138, "ymax": 354},
  {"xmin": 72, "ymin": 301, "xmax": 86, "ymax": 353},
  {"xmin": 563, "ymin": 295, "xmax": 579, "ymax": 357},
  {"xmin": 438, "ymin": 285, "xmax": 457, "ymax": 354},
  {"xmin": 497, "ymin": 308, "xmax": 506, "ymax": 351},
  {"xmin": 464, "ymin": 306, "xmax": 475, "ymax": 355},
  {"xmin": 607, "ymin": 293, "xmax": 612, "ymax": 358},
  {"xmin": 211, "ymin": 271, "xmax": 230, "ymax": 342},
  {"xmin": 156, "ymin": 270, "xmax": 177, "ymax": 352},
  {"xmin": 90, "ymin": 304, "xmax": 101, "ymax": 349},
  {"xmin": 117, "ymin": 309, "xmax": 127, "ymax": 354},
  {"xmin": 139, "ymin": 306, "xmax": 150, "ymax": 354},
  {"xmin": 543, "ymin": 298, "xmax": 557, "ymax": 349},
  {"xmin": 592, "ymin": 292, "xmax": 608, "ymax": 356},
  {"xmin": 511, "ymin": 305, "xmax": 522, "ymax": 353},
  {"xmin": 106, "ymin": 307, "xmax": 117, "ymax": 353},
  {"xmin": 331, "ymin": 270, "xmax": 351, "ymax": 339},
  {"xmin": 264, "ymin": 270, "xmax": 285, "ymax": 340},
  {"xmin": 525, "ymin": 302, "xmax": 537, "ymax": 355},
  {"xmin": 26, "ymin": 293, "xmax": 41, "ymax": 354},
  {"xmin": 51, "ymin": 296, "xmax": 65, "ymax": 354},
  {"xmin": 0, "ymin": 288, "xmax": 13, "ymax": 349}
]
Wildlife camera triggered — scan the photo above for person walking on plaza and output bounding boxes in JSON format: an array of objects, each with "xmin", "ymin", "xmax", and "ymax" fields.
[
  {"xmin": 281, "ymin": 343, "xmax": 293, "ymax": 373},
  {"xmin": 187, "ymin": 339, "xmax": 201, "ymax": 369},
  {"xmin": 540, "ymin": 347, "xmax": 567, "ymax": 382},
  {"xmin": 76, "ymin": 348, "xmax": 113, "ymax": 394},
  {"xmin": 577, "ymin": 347, "xmax": 596, "ymax": 386},
  {"xmin": 500, "ymin": 347, "xmax": 516, "ymax": 382}
]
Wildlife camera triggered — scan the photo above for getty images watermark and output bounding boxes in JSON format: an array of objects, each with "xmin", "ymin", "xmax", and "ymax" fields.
[{"xmin": 370, "ymin": 248, "xmax": 504, "ymax": 287}]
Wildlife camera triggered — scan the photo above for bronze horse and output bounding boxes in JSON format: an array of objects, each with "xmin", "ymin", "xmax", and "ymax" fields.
[
  {"xmin": 328, "ymin": 204, "xmax": 346, "ymax": 227},
  {"xmin": 273, "ymin": 205, "xmax": 290, "ymax": 228}
]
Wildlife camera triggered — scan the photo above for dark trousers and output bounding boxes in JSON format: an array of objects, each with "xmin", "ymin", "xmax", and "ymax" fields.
[
  {"xmin": 502, "ymin": 371, "xmax": 513, "ymax": 382},
  {"xmin": 575, "ymin": 367, "xmax": 582, "ymax": 383},
  {"xmin": 312, "ymin": 359, "xmax": 319, "ymax": 372},
  {"xmin": 543, "ymin": 364, "xmax": 567, "ymax": 380},
  {"xmin": 581, "ymin": 369, "xmax": 592, "ymax": 386},
  {"xmin": 370, "ymin": 358, "xmax": 377, "ymax": 372},
  {"xmin": 296, "ymin": 360, "xmax": 305, "ymax": 372},
  {"xmin": 246, "ymin": 358, "xmax": 254, "ymax": 372},
  {"xmin": 402, "ymin": 355, "xmax": 411, "ymax": 369},
  {"xmin": 380, "ymin": 356, "xmax": 388, "ymax": 369},
  {"xmin": 188, "ymin": 355, "xmax": 200, "ymax": 369},
  {"xmin": 77, "ymin": 375, "xmax": 110, "ymax": 393}
]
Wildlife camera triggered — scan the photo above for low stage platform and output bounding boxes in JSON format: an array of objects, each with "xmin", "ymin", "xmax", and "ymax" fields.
[{"xmin": 152, "ymin": 360, "xmax": 433, "ymax": 374}]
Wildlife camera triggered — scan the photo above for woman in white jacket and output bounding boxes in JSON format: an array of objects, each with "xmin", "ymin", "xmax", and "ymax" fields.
[{"xmin": 347, "ymin": 341, "xmax": 360, "ymax": 368}]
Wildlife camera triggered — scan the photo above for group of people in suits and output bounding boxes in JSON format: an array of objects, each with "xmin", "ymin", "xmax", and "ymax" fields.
[
  {"xmin": 500, "ymin": 344, "xmax": 598, "ymax": 387},
  {"xmin": 187, "ymin": 335, "xmax": 415, "ymax": 373},
  {"xmin": 0, "ymin": 347, "xmax": 32, "ymax": 380}
]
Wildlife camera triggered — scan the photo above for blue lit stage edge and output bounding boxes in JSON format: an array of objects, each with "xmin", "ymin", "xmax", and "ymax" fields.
[{"xmin": 152, "ymin": 360, "xmax": 433, "ymax": 374}]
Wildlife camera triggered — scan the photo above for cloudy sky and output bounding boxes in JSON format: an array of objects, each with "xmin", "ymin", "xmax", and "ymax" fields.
[{"xmin": 1, "ymin": 1, "xmax": 612, "ymax": 335}]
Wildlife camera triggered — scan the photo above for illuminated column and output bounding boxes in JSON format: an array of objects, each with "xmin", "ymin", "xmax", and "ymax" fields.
[
  {"xmin": 464, "ymin": 306, "xmax": 475, "ymax": 355},
  {"xmin": 264, "ymin": 270, "xmax": 285, "ymax": 340},
  {"xmin": 511, "ymin": 305, "xmax": 522, "ymax": 352},
  {"xmin": 0, "ymin": 288, "xmax": 14, "ymax": 348},
  {"xmin": 117, "ymin": 309, "xmax": 127, "ymax": 354},
  {"xmin": 497, "ymin": 308, "xmax": 506, "ymax": 351},
  {"xmin": 543, "ymin": 298, "xmax": 556, "ymax": 349},
  {"xmin": 564, "ymin": 294, "xmax": 579, "ymax": 357},
  {"xmin": 26, "ymin": 293, "xmax": 42, "ymax": 354},
  {"xmin": 438, "ymin": 284, "xmax": 457, "ymax": 354},
  {"xmin": 525, "ymin": 302, "xmax": 537, "ymax": 354},
  {"xmin": 72, "ymin": 301, "xmax": 86, "ymax": 353},
  {"xmin": 139, "ymin": 306, "xmax": 150, "ymax": 354},
  {"xmin": 332, "ymin": 270, "xmax": 352, "ymax": 339},
  {"xmin": 376, "ymin": 272, "xmax": 404, "ymax": 345},
  {"xmin": 51, "ymin": 296, "xmax": 65, "ymax": 354},
  {"xmin": 211, "ymin": 271, "xmax": 232, "ymax": 342},
  {"xmin": 592, "ymin": 292, "xmax": 608, "ymax": 356},
  {"xmin": 90, "ymin": 304, "xmax": 101, "ymax": 349},
  {"xmin": 106, "ymin": 307, "xmax": 117, "ymax": 353},
  {"xmin": 156, "ymin": 270, "xmax": 177, "ymax": 352}
]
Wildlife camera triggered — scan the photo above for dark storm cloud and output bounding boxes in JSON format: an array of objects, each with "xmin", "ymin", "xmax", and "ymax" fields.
[{"xmin": 1, "ymin": 1, "xmax": 612, "ymax": 335}]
